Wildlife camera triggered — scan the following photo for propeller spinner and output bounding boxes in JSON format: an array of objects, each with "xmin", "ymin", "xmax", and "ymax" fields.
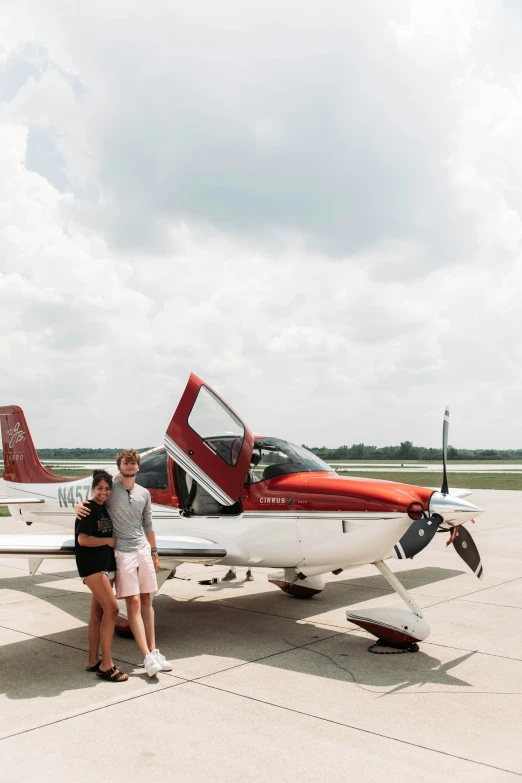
[{"xmin": 393, "ymin": 407, "xmax": 484, "ymax": 579}]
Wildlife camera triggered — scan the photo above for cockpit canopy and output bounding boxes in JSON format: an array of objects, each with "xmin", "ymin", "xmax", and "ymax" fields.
[{"xmin": 247, "ymin": 438, "xmax": 335, "ymax": 483}]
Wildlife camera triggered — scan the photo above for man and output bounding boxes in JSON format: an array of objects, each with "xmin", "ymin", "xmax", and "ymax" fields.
[{"xmin": 75, "ymin": 449, "xmax": 171, "ymax": 678}]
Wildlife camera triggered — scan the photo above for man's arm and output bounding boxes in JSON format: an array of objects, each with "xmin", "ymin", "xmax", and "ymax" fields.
[
  {"xmin": 74, "ymin": 500, "xmax": 90, "ymax": 518},
  {"xmin": 146, "ymin": 530, "xmax": 159, "ymax": 573},
  {"xmin": 142, "ymin": 494, "xmax": 158, "ymax": 571}
]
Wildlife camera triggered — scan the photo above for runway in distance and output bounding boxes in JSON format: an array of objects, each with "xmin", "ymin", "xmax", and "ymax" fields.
[{"xmin": 0, "ymin": 374, "xmax": 484, "ymax": 651}]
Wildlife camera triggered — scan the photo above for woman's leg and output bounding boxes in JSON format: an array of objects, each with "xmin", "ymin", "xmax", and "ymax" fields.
[
  {"xmin": 84, "ymin": 573, "xmax": 120, "ymax": 671},
  {"xmin": 87, "ymin": 595, "xmax": 103, "ymax": 669}
]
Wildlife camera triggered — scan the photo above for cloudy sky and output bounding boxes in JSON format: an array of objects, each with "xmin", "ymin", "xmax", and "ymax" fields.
[{"xmin": 0, "ymin": 0, "xmax": 521, "ymax": 450}]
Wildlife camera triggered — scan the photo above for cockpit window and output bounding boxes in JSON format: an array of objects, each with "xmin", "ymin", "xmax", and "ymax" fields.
[
  {"xmin": 135, "ymin": 448, "xmax": 169, "ymax": 490},
  {"xmin": 187, "ymin": 385, "xmax": 244, "ymax": 467},
  {"xmin": 247, "ymin": 438, "xmax": 335, "ymax": 483}
]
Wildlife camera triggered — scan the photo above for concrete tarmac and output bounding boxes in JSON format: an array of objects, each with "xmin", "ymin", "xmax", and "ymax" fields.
[{"xmin": 0, "ymin": 489, "xmax": 521, "ymax": 782}]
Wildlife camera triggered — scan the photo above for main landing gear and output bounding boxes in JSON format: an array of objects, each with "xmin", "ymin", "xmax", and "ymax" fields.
[
  {"xmin": 269, "ymin": 562, "xmax": 428, "ymax": 652},
  {"xmin": 268, "ymin": 569, "xmax": 325, "ymax": 599}
]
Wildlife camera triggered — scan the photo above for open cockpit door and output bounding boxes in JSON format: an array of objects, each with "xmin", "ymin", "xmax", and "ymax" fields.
[{"xmin": 164, "ymin": 373, "xmax": 254, "ymax": 506}]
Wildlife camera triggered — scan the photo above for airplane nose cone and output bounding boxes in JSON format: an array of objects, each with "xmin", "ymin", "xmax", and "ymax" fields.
[{"xmin": 429, "ymin": 492, "xmax": 483, "ymax": 526}]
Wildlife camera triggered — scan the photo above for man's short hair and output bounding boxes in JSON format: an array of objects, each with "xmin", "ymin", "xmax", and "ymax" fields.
[{"xmin": 116, "ymin": 449, "xmax": 141, "ymax": 467}]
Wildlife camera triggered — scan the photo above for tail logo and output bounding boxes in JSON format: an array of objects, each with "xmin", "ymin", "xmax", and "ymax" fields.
[{"xmin": 7, "ymin": 422, "xmax": 26, "ymax": 449}]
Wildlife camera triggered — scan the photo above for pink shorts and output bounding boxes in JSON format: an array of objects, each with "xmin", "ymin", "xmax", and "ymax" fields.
[{"xmin": 114, "ymin": 544, "xmax": 158, "ymax": 599}]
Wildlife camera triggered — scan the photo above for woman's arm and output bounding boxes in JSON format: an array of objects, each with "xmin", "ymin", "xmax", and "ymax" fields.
[{"xmin": 78, "ymin": 533, "xmax": 115, "ymax": 548}]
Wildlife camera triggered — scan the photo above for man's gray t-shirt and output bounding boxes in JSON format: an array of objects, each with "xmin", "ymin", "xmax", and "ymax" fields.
[{"xmin": 105, "ymin": 481, "xmax": 153, "ymax": 552}]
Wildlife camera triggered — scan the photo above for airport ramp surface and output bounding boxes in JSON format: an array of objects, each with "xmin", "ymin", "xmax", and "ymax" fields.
[{"xmin": 0, "ymin": 489, "xmax": 521, "ymax": 782}]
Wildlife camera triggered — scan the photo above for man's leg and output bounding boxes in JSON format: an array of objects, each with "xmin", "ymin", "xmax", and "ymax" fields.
[
  {"xmin": 140, "ymin": 593, "xmax": 156, "ymax": 650},
  {"xmin": 125, "ymin": 594, "xmax": 151, "ymax": 660},
  {"xmin": 136, "ymin": 545, "xmax": 159, "ymax": 652},
  {"xmin": 140, "ymin": 592, "xmax": 155, "ymax": 652}
]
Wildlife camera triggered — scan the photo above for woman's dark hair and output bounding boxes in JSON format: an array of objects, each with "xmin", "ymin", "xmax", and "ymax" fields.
[{"xmin": 91, "ymin": 469, "xmax": 113, "ymax": 489}]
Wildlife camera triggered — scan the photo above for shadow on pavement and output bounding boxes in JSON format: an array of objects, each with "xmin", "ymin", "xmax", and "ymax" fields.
[{"xmin": 0, "ymin": 564, "xmax": 476, "ymax": 701}]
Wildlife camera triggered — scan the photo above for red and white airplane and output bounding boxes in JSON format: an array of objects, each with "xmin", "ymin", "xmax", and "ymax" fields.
[{"xmin": 0, "ymin": 373, "xmax": 483, "ymax": 651}]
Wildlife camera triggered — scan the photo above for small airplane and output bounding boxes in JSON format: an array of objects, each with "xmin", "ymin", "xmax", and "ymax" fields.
[{"xmin": 0, "ymin": 373, "xmax": 484, "ymax": 651}]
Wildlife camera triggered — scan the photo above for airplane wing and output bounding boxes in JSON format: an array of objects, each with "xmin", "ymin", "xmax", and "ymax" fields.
[
  {"xmin": 0, "ymin": 534, "xmax": 226, "ymax": 563},
  {"xmin": 427, "ymin": 488, "xmax": 472, "ymax": 498},
  {"xmin": 447, "ymin": 488, "xmax": 473, "ymax": 498},
  {"xmin": 0, "ymin": 497, "xmax": 45, "ymax": 505}
]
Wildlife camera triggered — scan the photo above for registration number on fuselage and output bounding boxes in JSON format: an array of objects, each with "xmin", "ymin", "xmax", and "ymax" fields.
[{"xmin": 58, "ymin": 485, "xmax": 92, "ymax": 507}]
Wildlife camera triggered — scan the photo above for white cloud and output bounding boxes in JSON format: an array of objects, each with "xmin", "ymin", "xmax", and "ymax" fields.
[{"xmin": 0, "ymin": 1, "xmax": 521, "ymax": 451}]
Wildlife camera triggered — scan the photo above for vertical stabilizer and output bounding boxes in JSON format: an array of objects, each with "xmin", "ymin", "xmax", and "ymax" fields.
[{"xmin": 0, "ymin": 405, "xmax": 68, "ymax": 483}]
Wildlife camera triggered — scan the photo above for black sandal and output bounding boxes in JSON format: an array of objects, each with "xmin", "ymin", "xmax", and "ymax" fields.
[
  {"xmin": 96, "ymin": 666, "xmax": 128, "ymax": 682},
  {"xmin": 86, "ymin": 661, "xmax": 101, "ymax": 672}
]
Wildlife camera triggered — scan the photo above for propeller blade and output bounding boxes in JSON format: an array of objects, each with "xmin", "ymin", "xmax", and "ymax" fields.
[
  {"xmin": 441, "ymin": 405, "xmax": 449, "ymax": 495},
  {"xmin": 452, "ymin": 525, "xmax": 483, "ymax": 579},
  {"xmin": 393, "ymin": 516, "xmax": 440, "ymax": 559}
]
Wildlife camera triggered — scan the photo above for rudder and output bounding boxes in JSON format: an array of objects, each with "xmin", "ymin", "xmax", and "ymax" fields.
[{"xmin": 0, "ymin": 405, "xmax": 65, "ymax": 483}]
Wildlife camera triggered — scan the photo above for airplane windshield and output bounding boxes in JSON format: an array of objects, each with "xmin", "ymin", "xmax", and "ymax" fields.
[{"xmin": 247, "ymin": 438, "xmax": 335, "ymax": 483}]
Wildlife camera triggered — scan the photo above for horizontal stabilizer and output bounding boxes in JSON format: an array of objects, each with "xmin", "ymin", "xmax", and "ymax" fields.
[
  {"xmin": 0, "ymin": 534, "xmax": 226, "ymax": 563},
  {"xmin": 0, "ymin": 497, "xmax": 45, "ymax": 505}
]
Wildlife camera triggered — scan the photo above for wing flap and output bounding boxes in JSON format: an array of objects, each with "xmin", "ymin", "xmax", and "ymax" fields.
[{"xmin": 0, "ymin": 534, "xmax": 75, "ymax": 556}]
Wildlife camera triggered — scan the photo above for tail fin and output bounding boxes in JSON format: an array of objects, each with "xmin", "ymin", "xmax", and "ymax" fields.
[{"xmin": 0, "ymin": 405, "xmax": 66, "ymax": 484}]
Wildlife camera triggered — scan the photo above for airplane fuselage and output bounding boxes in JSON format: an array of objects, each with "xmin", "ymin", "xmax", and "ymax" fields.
[{"xmin": 0, "ymin": 459, "xmax": 434, "ymax": 572}]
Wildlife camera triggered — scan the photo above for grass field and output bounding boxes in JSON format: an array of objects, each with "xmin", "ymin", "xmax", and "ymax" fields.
[
  {"xmin": 335, "ymin": 470, "xmax": 522, "ymax": 490},
  {"xmin": 328, "ymin": 460, "xmax": 522, "ymax": 465},
  {"xmin": 47, "ymin": 467, "xmax": 521, "ymax": 489},
  {"xmin": 48, "ymin": 468, "xmax": 93, "ymax": 477}
]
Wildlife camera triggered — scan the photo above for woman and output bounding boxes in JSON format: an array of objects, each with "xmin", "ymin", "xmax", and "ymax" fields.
[{"xmin": 75, "ymin": 469, "xmax": 128, "ymax": 682}]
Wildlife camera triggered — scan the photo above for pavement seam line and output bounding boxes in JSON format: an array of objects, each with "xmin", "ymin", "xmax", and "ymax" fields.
[
  {"xmin": 0, "ymin": 678, "xmax": 188, "ymax": 742},
  {"xmin": 418, "ymin": 575, "xmax": 522, "ymax": 612},
  {"xmin": 2, "ymin": 669, "xmax": 521, "ymax": 779},
  {"xmin": 0, "ymin": 621, "xmax": 155, "ymax": 670},
  {"xmin": 0, "ymin": 632, "xmax": 347, "ymax": 742},
  {"xmin": 199, "ymin": 597, "xmax": 357, "ymax": 631},
  {"xmin": 189, "ymin": 680, "xmax": 522, "ymax": 778},
  {"xmin": 457, "ymin": 599, "xmax": 522, "ymax": 611},
  {"xmin": 0, "ymin": 620, "xmax": 346, "ymax": 685}
]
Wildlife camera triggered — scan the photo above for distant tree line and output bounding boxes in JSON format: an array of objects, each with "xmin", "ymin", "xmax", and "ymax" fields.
[
  {"xmin": 303, "ymin": 441, "xmax": 522, "ymax": 461},
  {"xmin": 1, "ymin": 443, "xmax": 521, "ymax": 461},
  {"xmin": 0, "ymin": 448, "xmax": 153, "ymax": 459}
]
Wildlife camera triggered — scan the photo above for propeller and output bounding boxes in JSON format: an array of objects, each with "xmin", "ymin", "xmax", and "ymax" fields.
[
  {"xmin": 393, "ymin": 406, "xmax": 484, "ymax": 579},
  {"xmin": 393, "ymin": 508, "xmax": 441, "ymax": 560},
  {"xmin": 441, "ymin": 405, "xmax": 449, "ymax": 495},
  {"xmin": 446, "ymin": 524, "xmax": 483, "ymax": 580}
]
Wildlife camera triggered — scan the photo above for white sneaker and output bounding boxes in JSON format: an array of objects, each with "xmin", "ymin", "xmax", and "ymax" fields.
[
  {"xmin": 151, "ymin": 648, "xmax": 173, "ymax": 672},
  {"xmin": 144, "ymin": 652, "xmax": 162, "ymax": 677}
]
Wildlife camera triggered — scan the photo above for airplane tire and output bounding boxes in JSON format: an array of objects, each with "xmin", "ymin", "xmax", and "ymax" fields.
[{"xmin": 114, "ymin": 615, "xmax": 134, "ymax": 639}]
